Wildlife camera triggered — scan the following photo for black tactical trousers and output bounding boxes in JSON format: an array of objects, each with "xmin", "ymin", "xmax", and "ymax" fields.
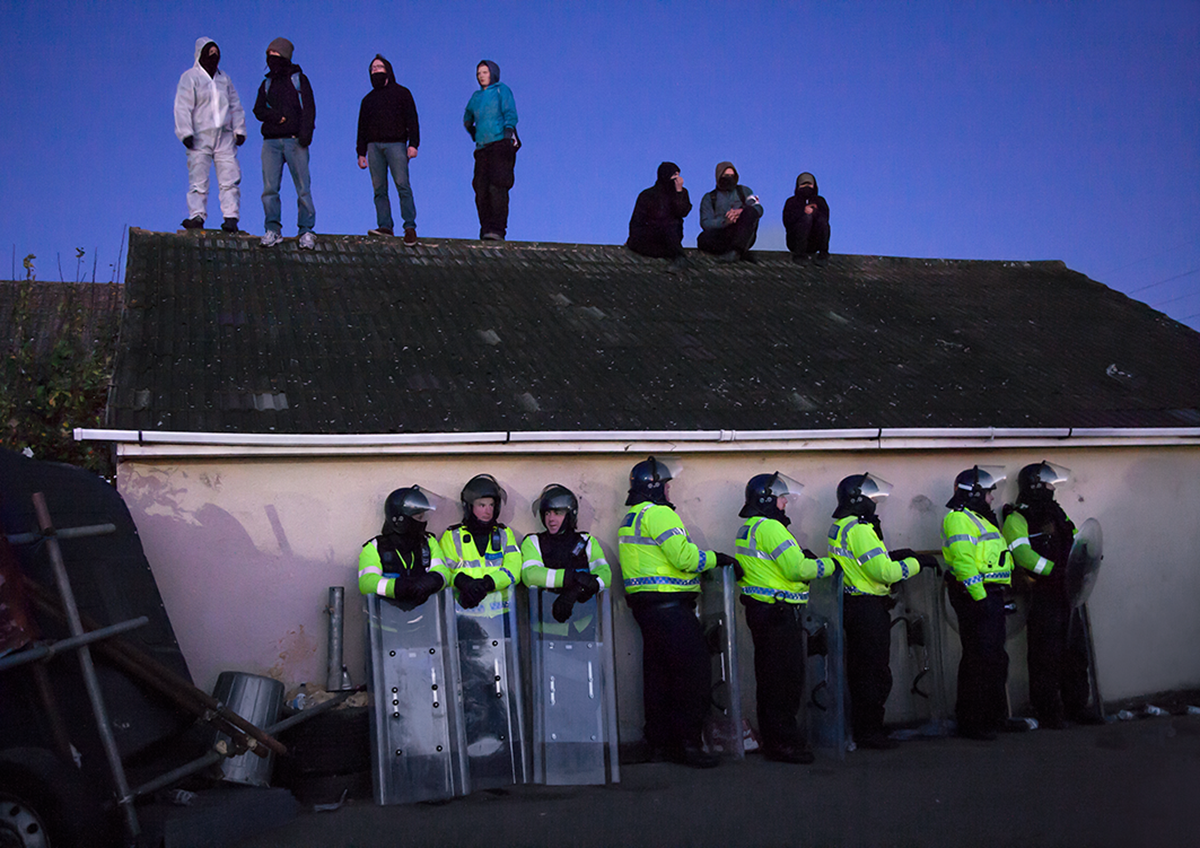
[
  {"xmin": 1027, "ymin": 578, "xmax": 1092, "ymax": 721},
  {"xmin": 842, "ymin": 592, "xmax": 893, "ymax": 741},
  {"xmin": 949, "ymin": 581, "xmax": 1010, "ymax": 733},
  {"xmin": 744, "ymin": 598, "xmax": 807, "ymax": 751}
]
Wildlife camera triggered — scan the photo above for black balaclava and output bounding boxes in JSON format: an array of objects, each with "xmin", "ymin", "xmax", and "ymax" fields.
[
  {"xmin": 199, "ymin": 42, "xmax": 220, "ymax": 78},
  {"xmin": 715, "ymin": 161, "xmax": 738, "ymax": 192},
  {"xmin": 379, "ymin": 513, "xmax": 429, "ymax": 571},
  {"xmin": 657, "ymin": 161, "xmax": 681, "ymax": 189},
  {"xmin": 267, "ymin": 54, "xmax": 290, "ymax": 75},
  {"xmin": 370, "ymin": 53, "xmax": 394, "ymax": 90},
  {"xmin": 947, "ymin": 488, "xmax": 999, "ymax": 527},
  {"xmin": 794, "ymin": 172, "xmax": 818, "ymax": 204}
]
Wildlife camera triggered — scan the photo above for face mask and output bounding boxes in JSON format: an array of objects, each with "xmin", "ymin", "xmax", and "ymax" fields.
[
  {"xmin": 717, "ymin": 175, "xmax": 736, "ymax": 191},
  {"xmin": 371, "ymin": 71, "xmax": 387, "ymax": 89},
  {"xmin": 200, "ymin": 49, "xmax": 219, "ymax": 76},
  {"xmin": 267, "ymin": 54, "xmax": 289, "ymax": 74}
]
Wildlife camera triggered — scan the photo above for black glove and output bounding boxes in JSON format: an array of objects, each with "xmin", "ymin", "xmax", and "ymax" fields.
[
  {"xmin": 454, "ymin": 573, "xmax": 495, "ymax": 609},
  {"xmin": 391, "ymin": 573, "xmax": 418, "ymax": 602},
  {"xmin": 889, "ymin": 548, "xmax": 916, "ymax": 562},
  {"xmin": 182, "ymin": 135, "xmax": 194, "ymax": 150},
  {"xmin": 410, "ymin": 571, "xmax": 445, "ymax": 605},
  {"xmin": 235, "ymin": 133, "xmax": 246, "ymax": 146},
  {"xmin": 552, "ymin": 585, "xmax": 582, "ymax": 623},
  {"xmin": 714, "ymin": 552, "xmax": 744, "ymax": 581},
  {"xmin": 574, "ymin": 571, "xmax": 601, "ymax": 602},
  {"xmin": 465, "ymin": 123, "xmax": 476, "ymax": 139},
  {"xmin": 916, "ymin": 554, "xmax": 940, "ymax": 572},
  {"xmin": 802, "ymin": 548, "xmax": 817, "ymax": 559}
]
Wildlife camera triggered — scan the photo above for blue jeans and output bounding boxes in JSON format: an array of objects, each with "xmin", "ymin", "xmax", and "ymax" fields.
[
  {"xmin": 367, "ymin": 142, "xmax": 416, "ymax": 230},
  {"xmin": 261, "ymin": 138, "xmax": 315, "ymax": 234}
]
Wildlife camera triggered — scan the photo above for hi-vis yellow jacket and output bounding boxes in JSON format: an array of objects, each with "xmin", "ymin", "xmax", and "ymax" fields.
[
  {"xmin": 735, "ymin": 516, "xmax": 833, "ymax": 604},
  {"xmin": 827, "ymin": 516, "xmax": 921, "ymax": 596},
  {"xmin": 942, "ymin": 508, "xmax": 1011, "ymax": 601},
  {"xmin": 618, "ymin": 501, "xmax": 716, "ymax": 594}
]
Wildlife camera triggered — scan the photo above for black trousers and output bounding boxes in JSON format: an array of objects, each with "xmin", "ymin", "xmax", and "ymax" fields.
[
  {"xmin": 743, "ymin": 598, "xmax": 806, "ymax": 751},
  {"xmin": 627, "ymin": 229, "xmax": 684, "ymax": 259},
  {"xmin": 472, "ymin": 140, "xmax": 517, "ymax": 238},
  {"xmin": 1027, "ymin": 577, "xmax": 1092, "ymax": 721},
  {"xmin": 628, "ymin": 592, "xmax": 711, "ymax": 751},
  {"xmin": 948, "ymin": 582, "xmax": 1010, "ymax": 732},
  {"xmin": 842, "ymin": 593, "xmax": 893, "ymax": 740},
  {"xmin": 785, "ymin": 211, "xmax": 831, "ymax": 255},
  {"xmin": 697, "ymin": 208, "xmax": 759, "ymax": 256}
]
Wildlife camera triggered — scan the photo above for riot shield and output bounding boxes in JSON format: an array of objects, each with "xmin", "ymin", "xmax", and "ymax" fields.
[
  {"xmin": 1065, "ymin": 518, "xmax": 1103, "ymax": 609},
  {"xmin": 804, "ymin": 570, "xmax": 847, "ymax": 758},
  {"xmin": 526, "ymin": 588, "xmax": 620, "ymax": 785},
  {"xmin": 366, "ymin": 591, "xmax": 467, "ymax": 805},
  {"xmin": 699, "ymin": 567, "xmax": 744, "ymax": 758},
  {"xmin": 452, "ymin": 585, "xmax": 529, "ymax": 791}
]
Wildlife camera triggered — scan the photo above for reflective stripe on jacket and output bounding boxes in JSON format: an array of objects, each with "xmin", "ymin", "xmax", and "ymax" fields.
[
  {"xmin": 519, "ymin": 532, "xmax": 612, "ymax": 588},
  {"xmin": 827, "ymin": 516, "xmax": 920, "ymax": 596},
  {"xmin": 357, "ymin": 534, "xmax": 448, "ymax": 598},
  {"xmin": 942, "ymin": 508, "xmax": 1011, "ymax": 601},
  {"xmin": 618, "ymin": 501, "xmax": 714, "ymax": 594},
  {"xmin": 1001, "ymin": 511, "xmax": 1066, "ymax": 577},
  {"xmin": 735, "ymin": 516, "xmax": 833, "ymax": 604},
  {"xmin": 439, "ymin": 524, "xmax": 521, "ymax": 591}
]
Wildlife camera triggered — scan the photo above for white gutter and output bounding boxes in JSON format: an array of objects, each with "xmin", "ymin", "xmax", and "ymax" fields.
[{"xmin": 75, "ymin": 426, "xmax": 1200, "ymax": 459}]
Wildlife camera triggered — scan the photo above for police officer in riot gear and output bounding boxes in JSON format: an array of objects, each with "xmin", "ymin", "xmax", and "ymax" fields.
[
  {"xmin": 358, "ymin": 485, "xmax": 449, "ymax": 603},
  {"xmin": 1002, "ymin": 462, "xmax": 1097, "ymax": 727},
  {"xmin": 827, "ymin": 473, "xmax": 929, "ymax": 749},
  {"xmin": 735, "ymin": 472, "xmax": 834, "ymax": 764},
  {"xmin": 618, "ymin": 456, "xmax": 737, "ymax": 768},
  {"xmin": 441, "ymin": 474, "xmax": 522, "ymax": 609},
  {"xmin": 942, "ymin": 466, "xmax": 1011, "ymax": 740},
  {"xmin": 520, "ymin": 484, "xmax": 610, "ymax": 623}
]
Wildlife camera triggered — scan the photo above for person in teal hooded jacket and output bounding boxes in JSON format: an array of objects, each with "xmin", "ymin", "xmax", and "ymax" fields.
[{"xmin": 463, "ymin": 59, "xmax": 519, "ymax": 241}]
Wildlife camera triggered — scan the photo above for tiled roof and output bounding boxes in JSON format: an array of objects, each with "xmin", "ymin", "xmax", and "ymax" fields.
[{"xmin": 106, "ymin": 228, "xmax": 1200, "ymax": 434}]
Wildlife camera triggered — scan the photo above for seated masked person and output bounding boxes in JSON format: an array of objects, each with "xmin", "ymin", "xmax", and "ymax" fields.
[
  {"xmin": 520, "ymin": 484, "xmax": 612, "ymax": 629},
  {"xmin": 358, "ymin": 485, "xmax": 449, "ymax": 606},
  {"xmin": 440, "ymin": 474, "xmax": 522, "ymax": 611}
]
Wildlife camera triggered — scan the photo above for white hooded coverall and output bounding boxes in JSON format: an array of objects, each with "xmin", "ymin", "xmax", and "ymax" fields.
[{"xmin": 174, "ymin": 36, "xmax": 246, "ymax": 222}]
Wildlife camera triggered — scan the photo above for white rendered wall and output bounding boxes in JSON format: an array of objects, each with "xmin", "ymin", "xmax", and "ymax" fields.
[{"xmin": 116, "ymin": 445, "xmax": 1200, "ymax": 739}]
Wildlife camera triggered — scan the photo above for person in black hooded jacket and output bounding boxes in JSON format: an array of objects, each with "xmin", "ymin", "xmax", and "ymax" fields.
[
  {"xmin": 781, "ymin": 172, "xmax": 830, "ymax": 266},
  {"xmin": 356, "ymin": 54, "xmax": 420, "ymax": 244},
  {"xmin": 626, "ymin": 162, "xmax": 693, "ymax": 272}
]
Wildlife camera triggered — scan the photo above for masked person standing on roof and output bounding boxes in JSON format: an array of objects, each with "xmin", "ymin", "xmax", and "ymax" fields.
[
  {"xmin": 618, "ymin": 457, "xmax": 739, "ymax": 768},
  {"xmin": 697, "ymin": 161, "xmax": 763, "ymax": 263},
  {"xmin": 781, "ymin": 171, "xmax": 830, "ymax": 266},
  {"xmin": 942, "ymin": 466, "xmax": 1012, "ymax": 740},
  {"xmin": 827, "ymin": 473, "xmax": 932, "ymax": 749},
  {"xmin": 626, "ymin": 161, "xmax": 693, "ymax": 273},
  {"xmin": 356, "ymin": 54, "xmax": 420, "ymax": 245},
  {"xmin": 175, "ymin": 37, "xmax": 246, "ymax": 233},
  {"xmin": 463, "ymin": 60, "xmax": 519, "ymax": 241},
  {"xmin": 520, "ymin": 484, "xmax": 611, "ymax": 624},
  {"xmin": 253, "ymin": 37, "xmax": 317, "ymax": 250},
  {"xmin": 440, "ymin": 474, "xmax": 522, "ymax": 610},
  {"xmin": 735, "ymin": 472, "xmax": 835, "ymax": 764},
  {"xmin": 1002, "ymin": 462, "xmax": 1098, "ymax": 728},
  {"xmin": 359, "ymin": 486, "xmax": 449, "ymax": 604}
]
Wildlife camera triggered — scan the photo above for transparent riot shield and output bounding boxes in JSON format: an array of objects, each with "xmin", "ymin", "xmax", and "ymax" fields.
[
  {"xmin": 526, "ymin": 588, "xmax": 620, "ymax": 785},
  {"xmin": 366, "ymin": 591, "xmax": 467, "ymax": 805},
  {"xmin": 804, "ymin": 570, "xmax": 847, "ymax": 758},
  {"xmin": 699, "ymin": 567, "xmax": 744, "ymax": 758},
  {"xmin": 451, "ymin": 585, "xmax": 529, "ymax": 791},
  {"xmin": 1066, "ymin": 518, "xmax": 1106, "ymax": 718}
]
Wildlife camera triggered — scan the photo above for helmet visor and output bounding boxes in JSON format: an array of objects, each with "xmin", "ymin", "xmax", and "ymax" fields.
[
  {"xmin": 769, "ymin": 472, "xmax": 805, "ymax": 506},
  {"xmin": 649, "ymin": 456, "xmax": 682, "ymax": 482},
  {"xmin": 1033, "ymin": 461, "xmax": 1070, "ymax": 488},
  {"xmin": 861, "ymin": 473, "xmax": 893, "ymax": 502},
  {"xmin": 958, "ymin": 465, "xmax": 1007, "ymax": 491}
]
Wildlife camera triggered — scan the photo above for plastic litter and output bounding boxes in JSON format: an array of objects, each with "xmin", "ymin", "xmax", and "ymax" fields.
[
  {"xmin": 288, "ymin": 682, "xmax": 309, "ymax": 711},
  {"xmin": 1144, "ymin": 704, "xmax": 1167, "ymax": 716},
  {"xmin": 1116, "ymin": 709, "xmax": 1135, "ymax": 721},
  {"xmin": 1186, "ymin": 706, "xmax": 1200, "ymax": 716}
]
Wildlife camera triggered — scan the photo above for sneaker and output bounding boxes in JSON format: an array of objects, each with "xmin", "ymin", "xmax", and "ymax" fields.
[
  {"xmin": 717, "ymin": 250, "xmax": 739, "ymax": 263},
  {"xmin": 221, "ymin": 218, "xmax": 239, "ymax": 233},
  {"xmin": 181, "ymin": 216, "xmax": 204, "ymax": 230},
  {"xmin": 260, "ymin": 230, "xmax": 283, "ymax": 248},
  {"xmin": 791, "ymin": 252, "xmax": 808, "ymax": 266},
  {"xmin": 813, "ymin": 252, "xmax": 829, "ymax": 267},
  {"xmin": 298, "ymin": 232, "xmax": 316, "ymax": 250},
  {"xmin": 368, "ymin": 227, "xmax": 394, "ymax": 237},
  {"xmin": 481, "ymin": 231, "xmax": 503, "ymax": 241},
  {"xmin": 403, "ymin": 228, "xmax": 418, "ymax": 246}
]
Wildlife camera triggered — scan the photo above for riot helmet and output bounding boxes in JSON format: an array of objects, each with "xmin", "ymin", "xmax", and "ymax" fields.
[
  {"xmin": 626, "ymin": 456, "xmax": 680, "ymax": 506},
  {"xmin": 532, "ymin": 483, "xmax": 579, "ymax": 533},
  {"xmin": 739, "ymin": 472, "xmax": 804, "ymax": 518},
  {"xmin": 833, "ymin": 472, "xmax": 893, "ymax": 519},
  {"xmin": 460, "ymin": 473, "xmax": 506, "ymax": 521},
  {"xmin": 1017, "ymin": 461, "xmax": 1069, "ymax": 502},
  {"xmin": 384, "ymin": 485, "xmax": 436, "ymax": 533},
  {"xmin": 946, "ymin": 465, "xmax": 1006, "ymax": 509}
]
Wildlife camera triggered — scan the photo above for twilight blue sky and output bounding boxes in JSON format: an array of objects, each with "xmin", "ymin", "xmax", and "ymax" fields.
[{"xmin": 2, "ymin": 1, "xmax": 1198, "ymax": 330}]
